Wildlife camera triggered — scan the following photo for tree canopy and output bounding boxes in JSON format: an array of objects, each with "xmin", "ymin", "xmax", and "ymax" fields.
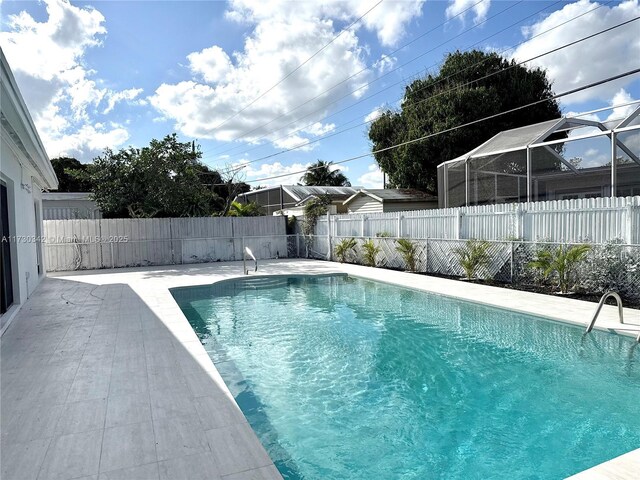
[
  {"xmin": 368, "ymin": 50, "xmax": 562, "ymax": 194},
  {"xmin": 50, "ymin": 157, "xmax": 94, "ymax": 192},
  {"xmin": 87, "ymin": 134, "xmax": 247, "ymax": 218},
  {"xmin": 301, "ymin": 160, "xmax": 351, "ymax": 187}
]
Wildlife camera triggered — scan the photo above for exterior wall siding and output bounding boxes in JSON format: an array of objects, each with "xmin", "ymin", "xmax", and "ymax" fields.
[{"xmin": 346, "ymin": 196, "xmax": 383, "ymax": 214}]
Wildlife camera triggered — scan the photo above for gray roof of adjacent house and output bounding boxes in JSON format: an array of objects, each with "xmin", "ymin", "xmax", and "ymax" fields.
[
  {"xmin": 43, "ymin": 192, "xmax": 93, "ymax": 201},
  {"xmin": 344, "ymin": 189, "xmax": 437, "ymax": 205}
]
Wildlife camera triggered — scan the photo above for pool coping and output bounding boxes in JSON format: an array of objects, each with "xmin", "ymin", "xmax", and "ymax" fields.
[{"xmin": 49, "ymin": 259, "xmax": 640, "ymax": 478}]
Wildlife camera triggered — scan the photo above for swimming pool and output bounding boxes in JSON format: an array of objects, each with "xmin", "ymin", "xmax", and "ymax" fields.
[{"xmin": 172, "ymin": 275, "xmax": 640, "ymax": 479}]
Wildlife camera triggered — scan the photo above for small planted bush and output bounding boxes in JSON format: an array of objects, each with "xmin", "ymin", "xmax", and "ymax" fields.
[
  {"xmin": 335, "ymin": 237, "xmax": 357, "ymax": 263},
  {"xmin": 528, "ymin": 244, "xmax": 591, "ymax": 294},
  {"xmin": 362, "ymin": 239, "xmax": 381, "ymax": 267},
  {"xmin": 396, "ymin": 238, "xmax": 418, "ymax": 272},
  {"xmin": 577, "ymin": 240, "xmax": 640, "ymax": 301},
  {"xmin": 454, "ymin": 240, "xmax": 491, "ymax": 280}
]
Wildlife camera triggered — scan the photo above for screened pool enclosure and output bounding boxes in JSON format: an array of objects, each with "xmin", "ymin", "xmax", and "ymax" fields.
[{"xmin": 437, "ymin": 105, "xmax": 640, "ymax": 207}]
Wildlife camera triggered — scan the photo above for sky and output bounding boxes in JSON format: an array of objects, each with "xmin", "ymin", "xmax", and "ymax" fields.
[{"xmin": 1, "ymin": 0, "xmax": 639, "ymax": 188}]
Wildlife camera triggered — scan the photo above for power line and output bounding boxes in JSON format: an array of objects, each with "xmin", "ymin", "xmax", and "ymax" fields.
[
  {"xmin": 203, "ymin": 0, "xmax": 608, "ymax": 164},
  {"xmin": 200, "ymin": 0, "xmax": 491, "ymax": 159},
  {"xmin": 207, "ymin": 0, "xmax": 385, "ymax": 133},
  {"xmin": 240, "ymin": 67, "xmax": 640, "ymax": 184},
  {"xmin": 219, "ymin": 16, "xmax": 638, "ymax": 174}
]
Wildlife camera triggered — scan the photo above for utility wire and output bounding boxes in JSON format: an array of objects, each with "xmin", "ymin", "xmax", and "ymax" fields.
[
  {"xmin": 241, "ymin": 67, "xmax": 640, "ymax": 184},
  {"xmin": 219, "ymin": 16, "xmax": 639, "ymax": 174},
  {"xmin": 204, "ymin": 0, "xmax": 608, "ymax": 163},
  {"xmin": 200, "ymin": 0, "xmax": 490, "ymax": 158},
  {"xmin": 208, "ymin": 0, "xmax": 385, "ymax": 132}
]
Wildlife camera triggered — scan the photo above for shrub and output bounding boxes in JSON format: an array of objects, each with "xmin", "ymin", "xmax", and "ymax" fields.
[
  {"xmin": 577, "ymin": 240, "xmax": 640, "ymax": 301},
  {"xmin": 454, "ymin": 240, "xmax": 491, "ymax": 280},
  {"xmin": 362, "ymin": 239, "xmax": 381, "ymax": 267},
  {"xmin": 335, "ymin": 238, "xmax": 357, "ymax": 263},
  {"xmin": 528, "ymin": 244, "xmax": 590, "ymax": 294},
  {"xmin": 396, "ymin": 238, "xmax": 418, "ymax": 272}
]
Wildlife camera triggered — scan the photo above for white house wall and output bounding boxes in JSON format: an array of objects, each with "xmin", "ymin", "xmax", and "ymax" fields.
[
  {"xmin": 346, "ymin": 196, "xmax": 384, "ymax": 214},
  {"xmin": 0, "ymin": 134, "xmax": 45, "ymax": 315}
]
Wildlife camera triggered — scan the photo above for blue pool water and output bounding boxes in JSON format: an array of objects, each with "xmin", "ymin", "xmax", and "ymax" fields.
[{"xmin": 172, "ymin": 275, "xmax": 640, "ymax": 479}]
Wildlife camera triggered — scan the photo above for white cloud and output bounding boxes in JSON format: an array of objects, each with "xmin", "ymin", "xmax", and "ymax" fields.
[
  {"xmin": 233, "ymin": 159, "xmax": 310, "ymax": 186},
  {"xmin": 0, "ymin": 0, "xmax": 142, "ymax": 160},
  {"xmin": 150, "ymin": 1, "xmax": 424, "ymax": 150},
  {"xmin": 511, "ymin": 0, "xmax": 640, "ymax": 105},
  {"xmin": 103, "ymin": 88, "xmax": 144, "ymax": 114},
  {"xmin": 446, "ymin": 0, "xmax": 491, "ymax": 25},
  {"xmin": 606, "ymin": 88, "xmax": 638, "ymax": 122},
  {"xmin": 373, "ymin": 55, "xmax": 396, "ymax": 75},
  {"xmin": 187, "ymin": 45, "xmax": 233, "ymax": 84},
  {"xmin": 225, "ymin": 0, "xmax": 425, "ymax": 47},
  {"xmin": 364, "ymin": 105, "xmax": 384, "ymax": 123},
  {"xmin": 357, "ymin": 163, "xmax": 384, "ymax": 188}
]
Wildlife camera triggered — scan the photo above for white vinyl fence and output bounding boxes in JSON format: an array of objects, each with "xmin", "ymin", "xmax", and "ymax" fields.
[
  {"xmin": 313, "ymin": 196, "xmax": 640, "ymax": 244},
  {"xmin": 44, "ymin": 216, "xmax": 289, "ymax": 272}
]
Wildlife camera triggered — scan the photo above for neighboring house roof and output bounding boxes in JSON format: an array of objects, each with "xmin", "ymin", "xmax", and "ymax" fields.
[
  {"xmin": 237, "ymin": 185, "xmax": 359, "ymax": 202},
  {"xmin": 0, "ymin": 48, "xmax": 58, "ymax": 190},
  {"xmin": 295, "ymin": 193, "xmax": 353, "ymax": 206},
  {"xmin": 42, "ymin": 192, "xmax": 94, "ymax": 201},
  {"xmin": 344, "ymin": 189, "xmax": 437, "ymax": 205}
]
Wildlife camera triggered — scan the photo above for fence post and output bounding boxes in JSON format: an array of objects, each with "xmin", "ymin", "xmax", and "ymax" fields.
[
  {"xmin": 455, "ymin": 210, "xmax": 463, "ymax": 240},
  {"xmin": 510, "ymin": 241, "xmax": 514, "ymax": 284},
  {"xmin": 296, "ymin": 233, "xmax": 300, "ymax": 258},
  {"xmin": 361, "ymin": 216, "xmax": 365, "ymax": 237},
  {"xmin": 326, "ymin": 212, "xmax": 331, "ymax": 261},
  {"xmin": 110, "ymin": 242, "xmax": 115, "ymax": 269},
  {"xmin": 180, "ymin": 239, "xmax": 184, "ymax": 265},
  {"xmin": 241, "ymin": 236, "xmax": 245, "ymax": 270},
  {"xmin": 425, "ymin": 238, "xmax": 430, "ymax": 273},
  {"xmin": 625, "ymin": 204, "xmax": 634, "ymax": 244},
  {"xmin": 397, "ymin": 213, "xmax": 402, "ymax": 237}
]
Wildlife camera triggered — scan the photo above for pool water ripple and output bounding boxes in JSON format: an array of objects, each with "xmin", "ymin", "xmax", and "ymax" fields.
[{"xmin": 172, "ymin": 275, "xmax": 640, "ymax": 480}]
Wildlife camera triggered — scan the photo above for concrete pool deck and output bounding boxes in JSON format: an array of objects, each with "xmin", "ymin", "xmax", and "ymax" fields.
[{"xmin": 1, "ymin": 259, "xmax": 638, "ymax": 479}]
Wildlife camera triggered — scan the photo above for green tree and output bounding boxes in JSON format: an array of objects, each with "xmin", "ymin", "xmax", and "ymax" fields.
[
  {"xmin": 301, "ymin": 160, "xmax": 351, "ymax": 187},
  {"xmin": 89, "ymin": 134, "xmax": 221, "ymax": 218},
  {"xmin": 50, "ymin": 157, "xmax": 94, "ymax": 192},
  {"xmin": 227, "ymin": 201, "xmax": 262, "ymax": 217},
  {"xmin": 368, "ymin": 50, "xmax": 562, "ymax": 194}
]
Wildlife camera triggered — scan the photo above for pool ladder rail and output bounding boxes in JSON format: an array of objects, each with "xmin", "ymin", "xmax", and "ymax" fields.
[
  {"xmin": 585, "ymin": 291, "xmax": 640, "ymax": 342},
  {"xmin": 243, "ymin": 247, "xmax": 258, "ymax": 275}
]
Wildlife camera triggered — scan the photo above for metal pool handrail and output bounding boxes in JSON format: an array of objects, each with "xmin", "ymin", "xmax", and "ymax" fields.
[
  {"xmin": 586, "ymin": 291, "xmax": 640, "ymax": 342},
  {"xmin": 243, "ymin": 247, "xmax": 257, "ymax": 275}
]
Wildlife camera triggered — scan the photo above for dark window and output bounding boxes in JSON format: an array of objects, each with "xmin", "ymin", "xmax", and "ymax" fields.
[{"xmin": 1, "ymin": 183, "xmax": 14, "ymax": 314}]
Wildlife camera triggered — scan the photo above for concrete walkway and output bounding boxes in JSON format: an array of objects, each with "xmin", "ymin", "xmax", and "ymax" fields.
[{"xmin": 1, "ymin": 259, "xmax": 638, "ymax": 479}]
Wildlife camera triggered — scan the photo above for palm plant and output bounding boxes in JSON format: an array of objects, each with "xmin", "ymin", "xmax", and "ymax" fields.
[
  {"xmin": 396, "ymin": 238, "xmax": 418, "ymax": 272},
  {"xmin": 454, "ymin": 240, "xmax": 491, "ymax": 280},
  {"xmin": 362, "ymin": 239, "xmax": 381, "ymax": 267},
  {"xmin": 528, "ymin": 244, "xmax": 591, "ymax": 294},
  {"xmin": 335, "ymin": 238, "xmax": 357, "ymax": 263},
  {"xmin": 301, "ymin": 160, "xmax": 351, "ymax": 186},
  {"xmin": 226, "ymin": 201, "xmax": 261, "ymax": 217}
]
